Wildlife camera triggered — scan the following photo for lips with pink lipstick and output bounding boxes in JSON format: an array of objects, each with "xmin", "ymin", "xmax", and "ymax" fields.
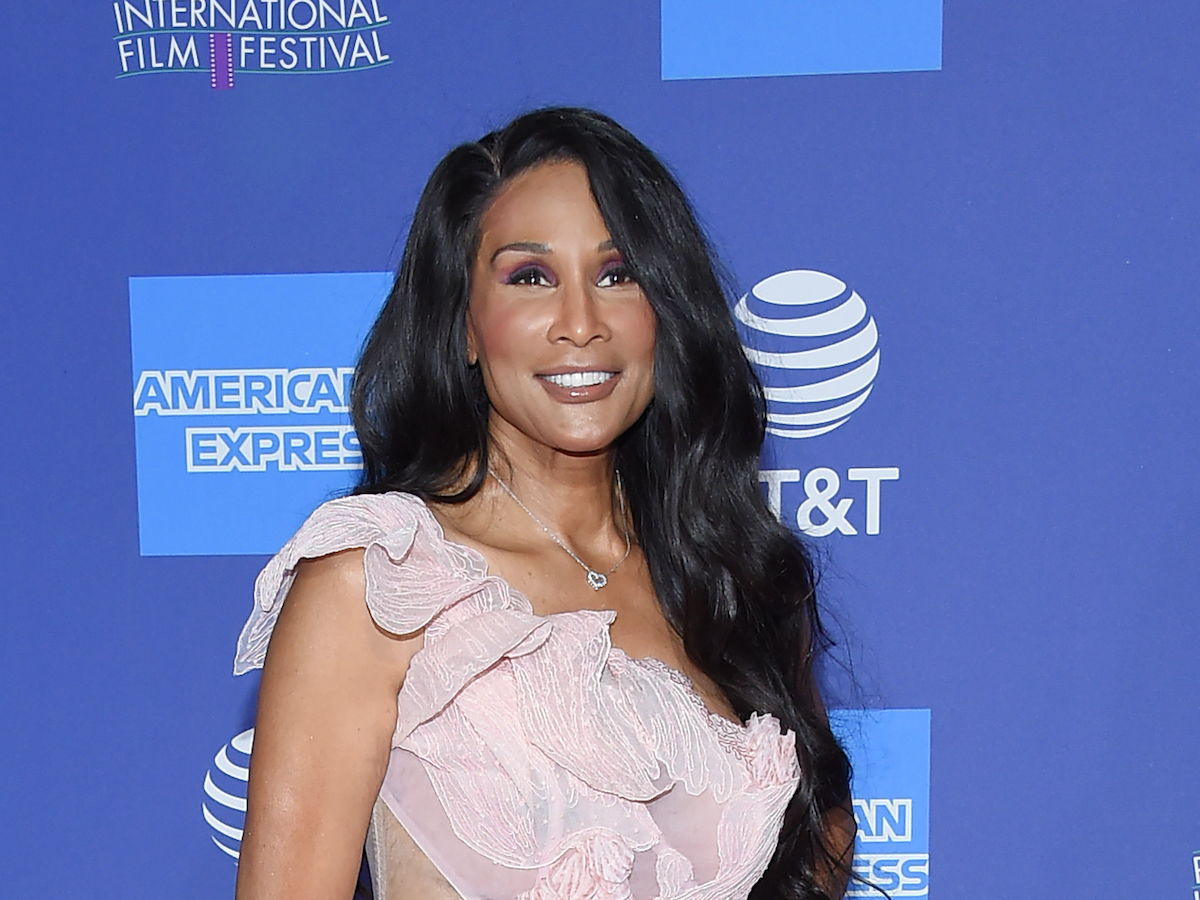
[{"xmin": 536, "ymin": 367, "xmax": 620, "ymax": 402}]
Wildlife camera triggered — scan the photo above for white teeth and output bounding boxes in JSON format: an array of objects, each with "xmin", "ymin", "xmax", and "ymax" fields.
[{"xmin": 543, "ymin": 371, "xmax": 615, "ymax": 388}]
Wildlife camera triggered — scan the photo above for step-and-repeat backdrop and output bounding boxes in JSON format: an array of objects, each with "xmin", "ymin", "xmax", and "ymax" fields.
[{"xmin": 2, "ymin": 3, "xmax": 1197, "ymax": 898}]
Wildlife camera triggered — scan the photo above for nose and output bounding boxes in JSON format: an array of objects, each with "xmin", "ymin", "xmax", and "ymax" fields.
[{"xmin": 548, "ymin": 275, "xmax": 610, "ymax": 347}]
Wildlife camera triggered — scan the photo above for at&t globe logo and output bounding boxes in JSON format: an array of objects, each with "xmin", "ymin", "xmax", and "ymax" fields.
[
  {"xmin": 737, "ymin": 269, "xmax": 879, "ymax": 439},
  {"xmin": 203, "ymin": 728, "xmax": 253, "ymax": 860},
  {"xmin": 743, "ymin": 269, "xmax": 899, "ymax": 537}
]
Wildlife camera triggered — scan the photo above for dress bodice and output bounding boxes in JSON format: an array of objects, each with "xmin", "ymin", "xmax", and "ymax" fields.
[{"xmin": 235, "ymin": 493, "xmax": 800, "ymax": 900}]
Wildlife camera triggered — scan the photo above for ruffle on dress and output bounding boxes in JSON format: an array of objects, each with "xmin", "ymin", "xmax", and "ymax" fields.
[{"xmin": 234, "ymin": 492, "xmax": 801, "ymax": 900}]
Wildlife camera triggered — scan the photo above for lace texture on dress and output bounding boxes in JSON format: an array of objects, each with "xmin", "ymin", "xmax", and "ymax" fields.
[{"xmin": 234, "ymin": 493, "xmax": 801, "ymax": 900}]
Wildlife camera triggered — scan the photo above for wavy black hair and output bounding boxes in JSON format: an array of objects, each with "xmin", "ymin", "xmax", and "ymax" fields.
[{"xmin": 351, "ymin": 107, "xmax": 853, "ymax": 899}]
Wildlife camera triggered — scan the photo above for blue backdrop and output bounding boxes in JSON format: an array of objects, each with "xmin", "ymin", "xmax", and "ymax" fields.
[{"xmin": 2, "ymin": 2, "xmax": 1197, "ymax": 897}]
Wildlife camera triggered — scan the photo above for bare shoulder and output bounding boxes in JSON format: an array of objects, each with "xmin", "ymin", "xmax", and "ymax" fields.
[
  {"xmin": 273, "ymin": 547, "xmax": 367, "ymax": 631},
  {"xmin": 287, "ymin": 546, "xmax": 376, "ymax": 607},
  {"xmin": 299, "ymin": 543, "xmax": 367, "ymax": 574},
  {"xmin": 240, "ymin": 546, "xmax": 415, "ymax": 899},
  {"xmin": 265, "ymin": 547, "xmax": 423, "ymax": 683}
]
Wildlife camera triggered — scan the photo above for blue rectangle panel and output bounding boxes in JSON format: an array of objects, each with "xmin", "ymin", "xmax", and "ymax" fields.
[
  {"xmin": 832, "ymin": 708, "xmax": 931, "ymax": 896},
  {"xmin": 130, "ymin": 272, "xmax": 391, "ymax": 556},
  {"xmin": 662, "ymin": 0, "xmax": 943, "ymax": 80}
]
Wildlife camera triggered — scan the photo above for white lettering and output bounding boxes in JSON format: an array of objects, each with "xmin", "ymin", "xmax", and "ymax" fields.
[
  {"xmin": 124, "ymin": 0, "xmax": 153, "ymax": 31},
  {"xmin": 846, "ymin": 853, "xmax": 928, "ymax": 898},
  {"xmin": 300, "ymin": 34, "xmax": 317, "ymax": 66},
  {"xmin": 853, "ymin": 798, "xmax": 912, "ymax": 842},
  {"xmin": 348, "ymin": 32, "xmax": 373, "ymax": 66},
  {"xmin": 279, "ymin": 36, "xmax": 297, "ymax": 68},
  {"xmin": 798, "ymin": 467, "xmax": 856, "ymax": 536},
  {"xmin": 347, "ymin": 0, "xmax": 371, "ymax": 25},
  {"xmin": 847, "ymin": 467, "xmax": 900, "ymax": 535},
  {"xmin": 148, "ymin": 35, "xmax": 165, "ymax": 68},
  {"xmin": 209, "ymin": 0, "xmax": 235, "ymax": 28},
  {"xmin": 327, "ymin": 34, "xmax": 349, "ymax": 66},
  {"xmin": 118, "ymin": 38, "xmax": 135, "ymax": 71},
  {"xmin": 185, "ymin": 425, "xmax": 361, "ymax": 472},
  {"xmin": 134, "ymin": 368, "xmax": 355, "ymax": 415},
  {"xmin": 758, "ymin": 469, "xmax": 799, "ymax": 521},
  {"xmin": 370, "ymin": 28, "xmax": 388, "ymax": 62},
  {"xmin": 758, "ymin": 465, "xmax": 901, "ymax": 536},
  {"xmin": 240, "ymin": 34, "xmax": 255, "ymax": 67},
  {"xmin": 318, "ymin": 0, "xmax": 345, "ymax": 28},
  {"xmin": 168, "ymin": 35, "xmax": 199, "ymax": 67},
  {"xmin": 237, "ymin": 0, "xmax": 263, "ymax": 29}
]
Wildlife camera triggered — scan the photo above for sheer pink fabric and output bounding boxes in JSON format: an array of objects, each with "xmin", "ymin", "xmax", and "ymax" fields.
[{"xmin": 235, "ymin": 493, "xmax": 800, "ymax": 900}]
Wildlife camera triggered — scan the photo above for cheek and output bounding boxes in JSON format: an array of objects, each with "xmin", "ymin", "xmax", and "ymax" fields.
[
  {"xmin": 625, "ymin": 303, "xmax": 658, "ymax": 366},
  {"xmin": 472, "ymin": 305, "xmax": 539, "ymax": 372}
]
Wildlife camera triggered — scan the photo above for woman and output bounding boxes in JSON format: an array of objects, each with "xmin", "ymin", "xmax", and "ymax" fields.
[{"xmin": 233, "ymin": 107, "xmax": 854, "ymax": 900}]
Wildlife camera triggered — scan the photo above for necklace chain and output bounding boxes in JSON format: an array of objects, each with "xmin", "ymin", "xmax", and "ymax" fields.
[{"xmin": 487, "ymin": 467, "xmax": 631, "ymax": 590}]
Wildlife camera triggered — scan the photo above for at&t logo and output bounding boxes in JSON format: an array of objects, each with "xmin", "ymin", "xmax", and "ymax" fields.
[
  {"xmin": 737, "ymin": 269, "xmax": 878, "ymax": 439},
  {"xmin": 203, "ymin": 728, "xmax": 253, "ymax": 859},
  {"xmin": 759, "ymin": 467, "xmax": 899, "ymax": 536},
  {"xmin": 742, "ymin": 269, "xmax": 900, "ymax": 537}
]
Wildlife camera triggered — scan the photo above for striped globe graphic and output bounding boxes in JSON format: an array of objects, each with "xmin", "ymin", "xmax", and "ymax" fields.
[
  {"xmin": 736, "ymin": 270, "xmax": 879, "ymax": 439},
  {"xmin": 203, "ymin": 728, "xmax": 253, "ymax": 860}
]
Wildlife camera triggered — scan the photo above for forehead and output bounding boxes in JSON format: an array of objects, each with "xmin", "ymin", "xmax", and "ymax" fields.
[{"xmin": 477, "ymin": 160, "xmax": 609, "ymax": 248}]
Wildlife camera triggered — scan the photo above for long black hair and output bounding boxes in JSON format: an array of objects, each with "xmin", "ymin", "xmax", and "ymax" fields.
[{"xmin": 351, "ymin": 107, "xmax": 853, "ymax": 900}]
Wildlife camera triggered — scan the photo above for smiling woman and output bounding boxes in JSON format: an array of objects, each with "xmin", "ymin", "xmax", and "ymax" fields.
[
  {"xmin": 466, "ymin": 161, "xmax": 657, "ymax": 461},
  {"xmin": 232, "ymin": 107, "xmax": 854, "ymax": 900}
]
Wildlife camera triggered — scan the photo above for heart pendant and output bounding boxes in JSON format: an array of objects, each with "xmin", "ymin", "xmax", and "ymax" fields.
[{"xmin": 586, "ymin": 570, "xmax": 608, "ymax": 590}]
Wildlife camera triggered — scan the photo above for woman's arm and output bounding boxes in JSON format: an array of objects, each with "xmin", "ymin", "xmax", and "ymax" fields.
[{"xmin": 235, "ymin": 548, "xmax": 424, "ymax": 900}]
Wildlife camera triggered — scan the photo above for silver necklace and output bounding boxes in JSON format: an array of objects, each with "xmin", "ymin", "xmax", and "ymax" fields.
[{"xmin": 487, "ymin": 467, "xmax": 631, "ymax": 590}]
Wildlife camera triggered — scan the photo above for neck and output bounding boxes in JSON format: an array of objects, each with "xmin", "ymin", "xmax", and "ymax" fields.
[{"xmin": 482, "ymin": 422, "xmax": 623, "ymax": 544}]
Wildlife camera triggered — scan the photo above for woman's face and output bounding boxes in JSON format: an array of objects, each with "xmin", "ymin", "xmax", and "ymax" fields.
[{"xmin": 467, "ymin": 160, "xmax": 656, "ymax": 458}]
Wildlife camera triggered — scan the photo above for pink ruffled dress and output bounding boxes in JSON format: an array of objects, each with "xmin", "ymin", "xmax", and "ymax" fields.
[{"xmin": 234, "ymin": 493, "xmax": 800, "ymax": 900}]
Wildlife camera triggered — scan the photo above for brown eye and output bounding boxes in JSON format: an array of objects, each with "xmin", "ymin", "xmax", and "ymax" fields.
[
  {"xmin": 597, "ymin": 264, "xmax": 635, "ymax": 288},
  {"xmin": 508, "ymin": 265, "xmax": 554, "ymax": 286}
]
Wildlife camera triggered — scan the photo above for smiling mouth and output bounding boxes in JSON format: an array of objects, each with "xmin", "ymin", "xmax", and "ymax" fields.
[{"xmin": 540, "ymin": 371, "xmax": 617, "ymax": 388}]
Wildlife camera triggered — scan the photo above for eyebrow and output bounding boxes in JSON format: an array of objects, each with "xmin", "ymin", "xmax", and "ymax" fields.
[
  {"xmin": 490, "ymin": 242, "xmax": 549, "ymax": 263},
  {"xmin": 489, "ymin": 240, "xmax": 618, "ymax": 264}
]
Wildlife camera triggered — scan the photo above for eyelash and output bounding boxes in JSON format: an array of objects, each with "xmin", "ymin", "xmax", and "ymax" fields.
[
  {"xmin": 505, "ymin": 263, "xmax": 636, "ymax": 288},
  {"xmin": 507, "ymin": 265, "xmax": 555, "ymax": 287},
  {"xmin": 597, "ymin": 264, "xmax": 635, "ymax": 287}
]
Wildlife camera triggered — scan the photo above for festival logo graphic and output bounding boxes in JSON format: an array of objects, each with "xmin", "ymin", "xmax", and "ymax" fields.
[
  {"xmin": 112, "ymin": 0, "xmax": 392, "ymax": 87},
  {"xmin": 203, "ymin": 728, "xmax": 253, "ymax": 859},
  {"xmin": 129, "ymin": 271, "xmax": 390, "ymax": 555}
]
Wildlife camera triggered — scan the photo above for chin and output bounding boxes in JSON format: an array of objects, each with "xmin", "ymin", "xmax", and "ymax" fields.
[
  {"xmin": 549, "ymin": 435, "xmax": 620, "ymax": 457},
  {"xmin": 536, "ymin": 422, "xmax": 627, "ymax": 456}
]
